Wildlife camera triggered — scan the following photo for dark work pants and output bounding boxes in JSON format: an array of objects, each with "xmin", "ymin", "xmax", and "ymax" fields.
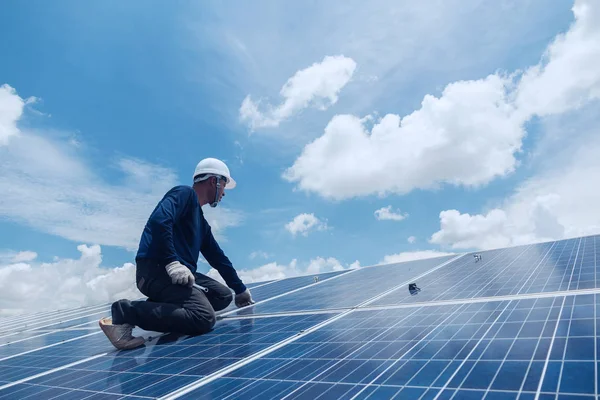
[{"xmin": 111, "ymin": 259, "xmax": 233, "ymax": 336}]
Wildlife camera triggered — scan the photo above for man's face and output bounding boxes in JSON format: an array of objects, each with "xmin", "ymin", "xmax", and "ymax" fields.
[{"xmin": 216, "ymin": 177, "xmax": 226, "ymax": 202}]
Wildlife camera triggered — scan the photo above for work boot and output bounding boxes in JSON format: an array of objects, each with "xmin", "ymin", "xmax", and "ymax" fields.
[{"xmin": 99, "ymin": 317, "xmax": 145, "ymax": 350}]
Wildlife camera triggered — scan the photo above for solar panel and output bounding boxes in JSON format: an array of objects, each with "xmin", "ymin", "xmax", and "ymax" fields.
[
  {"xmin": 0, "ymin": 234, "xmax": 598, "ymax": 399},
  {"xmin": 228, "ymin": 255, "xmax": 457, "ymax": 316},
  {"xmin": 218, "ymin": 269, "xmax": 353, "ymax": 315}
]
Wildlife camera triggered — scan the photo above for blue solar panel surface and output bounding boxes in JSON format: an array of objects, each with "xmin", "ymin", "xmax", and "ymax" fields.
[
  {"xmin": 1, "ymin": 234, "xmax": 599, "ymax": 399},
  {"xmin": 230, "ymin": 255, "xmax": 457, "ymax": 316},
  {"xmin": 218, "ymin": 269, "xmax": 353, "ymax": 315}
]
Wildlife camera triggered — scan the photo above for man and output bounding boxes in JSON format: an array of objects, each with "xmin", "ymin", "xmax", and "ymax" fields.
[{"xmin": 99, "ymin": 158, "xmax": 254, "ymax": 350}]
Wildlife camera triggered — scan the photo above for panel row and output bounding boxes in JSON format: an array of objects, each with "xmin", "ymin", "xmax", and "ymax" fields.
[{"xmin": 180, "ymin": 293, "xmax": 599, "ymax": 399}]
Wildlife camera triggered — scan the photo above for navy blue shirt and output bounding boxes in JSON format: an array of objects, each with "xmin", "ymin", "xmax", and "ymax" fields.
[{"xmin": 136, "ymin": 185, "xmax": 246, "ymax": 294}]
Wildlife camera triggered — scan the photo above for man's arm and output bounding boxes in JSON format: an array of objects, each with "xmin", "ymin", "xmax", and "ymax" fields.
[{"xmin": 200, "ymin": 225, "xmax": 247, "ymax": 294}]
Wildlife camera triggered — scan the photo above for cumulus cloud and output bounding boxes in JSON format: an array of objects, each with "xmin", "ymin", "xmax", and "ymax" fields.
[
  {"xmin": 240, "ymin": 55, "xmax": 357, "ymax": 130},
  {"xmin": 430, "ymin": 0, "xmax": 600, "ymax": 250},
  {"xmin": 407, "ymin": 236, "xmax": 416, "ymax": 244},
  {"xmin": 430, "ymin": 133, "xmax": 600, "ymax": 250},
  {"xmin": 516, "ymin": 0, "xmax": 600, "ymax": 117},
  {"xmin": 283, "ymin": 0, "xmax": 600, "ymax": 201},
  {"xmin": 285, "ymin": 213, "xmax": 328, "ymax": 237},
  {"xmin": 0, "ymin": 84, "xmax": 242, "ymax": 249},
  {"xmin": 0, "ymin": 244, "xmax": 141, "ymax": 317},
  {"xmin": 306, "ymin": 256, "xmax": 345, "ymax": 274},
  {"xmin": 380, "ymin": 250, "xmax": 455, "ymax": 265},
  {"xmin": 374, "ymin": 206, "xmax": 408, "ymax": 221},
  {"xmin": 283, "ymin": 74, "xmax": 524, "ymax": 200},
  {"xmin": 207, "ymin": 256, "xmax": 360, "ymax": 284},
  {"xmin": 0, "ymin": 84, "xmax": 29, "ymax": 145}
]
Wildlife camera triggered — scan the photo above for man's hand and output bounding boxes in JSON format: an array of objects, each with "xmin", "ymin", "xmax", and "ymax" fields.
[
  {"xmin": 235, "ymin": 289, "xmax": 255, "ymax": 308},
  {"xmin": 165, "ymin": 261, "xmax": 195, "ymax": 287}
]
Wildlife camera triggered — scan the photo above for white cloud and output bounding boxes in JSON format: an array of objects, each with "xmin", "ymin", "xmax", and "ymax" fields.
[
  {"xmin": 240, "ymin": 55, "xmax": 357, "ymax": 130},
  {"xmin": 380, "ymin": 250, "xmax": 455, "ymax": 265},
  {"xmin": 283, "ymin": 0, "xmax": 600, "ymax": 201},
  {"xmin": 283, "ymin": 74, "xmax": 524, "ymax": 200},
  {"xmin": 430, "ymin": 132, "xmax": 600, "ymax": 250},
  {"xmin": 306, "ymin": 256, "xmax": 345, "ymax": 274},
  {"xmin": 0, "ymin": 244, "xmax": 141, "ymax": 317},
  {"xmin": 407, "ymin": 236, "xmax": 416, "ymax": 244},
  {"xmin": 249, "ymin": 251, "xmax": 271, "ymax": 260},
  {"xmin": 430, "ymin": 209, "xmax": 514, "ymax": 250},
  {"xmin": 207, "ymin": 256, "xmax": 360, "ymax": 284},
  {"xmin": 430, "ymin": 0, "xmax": 600, "ymax": 250},
  {"xmin": 0, "ymin": 84, "xmax": 242, "ymax": 250},
  {"xmin": 12, "ymin": 251, "xmax": 38, "ymax": 263},
  {"xmin": 516, "ymin": 0, "xmax": 600, "ymax": 118},
  {"xmin": 0, "ymin": 84, "xmax": 28, "ymax": 146},
  {"xmin": 374, "ymin": 206, "xmax": 408, "ymax": 221},
  {"xmin": 285, "ymin": 213, "xmax": 328, "ymax": 237},
  {"xmin": 0, "ymin": 250, "xmax": 38, "ymax": 264}
]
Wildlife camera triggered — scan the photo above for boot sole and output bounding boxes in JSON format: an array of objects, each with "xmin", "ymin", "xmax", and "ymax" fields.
[{"xmin": 98, "ymin": 319, "xmax": 146, "ymax": 350}]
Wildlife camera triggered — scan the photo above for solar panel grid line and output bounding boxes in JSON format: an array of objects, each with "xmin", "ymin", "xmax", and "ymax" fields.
[
  {"xmin": 533, "ymin": 239, "xmax": 581, "ymax": 400},
  {"xmin": 4, "ymin": 314, "xmax": 332, "ymax": 399},
  {"xmin": 533, "ymin": 239, "xmax": 583, "ymax": 295},
  {"xmin": 0, "ymin": 319, "xmax": 105, "ymax": 347},
  {"xmin": 218, "ymin": 270, "xmax": 355, "ymax": 316},
  {"xmin": 159, "ymin": 260, "xmax": 459, "ymax": 400},
  {"xmin": 428, "ymin": 245, "xmax": 529, "ymax": 302},
  {"xmin": 409, "ymin": 301, "xmax": 515, "ymax": 400},
  {"xmin": 595, "ymin": 236, "xmax": 598, "ymax": 398},
  {"xmin": 0, "ymin": 352, "xmax": 107, "ymax": 391},
  {"xmin": 0, "ymin": 330, "xmax": 107, "ymax": 362},
  {"xmin": 551, "ymin": 238, "xmax": 589, "ymax": 399},
  {"xmin": 369, "ymin": 237, "xmax": 594, "ymax": 308},
  {"xmin": 0, "ymin": 331, "xmax": 102, "ymax": 363},
  {"xmin": 468, "ymin": 295, "xmax": 550, "ymax": 399},
  {"xmin": 365, "ymin": 248, "xmax": 517, "ymax": 307},
  {"xmin": 217, "ymin": 286, "xmax": 600, "ymax": 325},
  {"xmin": 217, "ymin": 266, "xmax": 364, "ymax": 319},
  {"xmin": 231, "ymin": 255, "xmax": 458, "ymax": 316},
  {"xmin": 517, "ymin": 240, "xmax": 565, "ymax": 296},
  {"xmin": 0, "ymin": 307, "xmax": 73, "ymax": 324},
  {"xmin": 355, "ymin": 254, "xmax": 466, "ymax": 307},
  {"xmin": 192, "ymin": 302, "xmax": 552, "ymax": 398},
  {"xmin": 508, "ymin": 297, "xmax": 560, "ymax": 399},
  {"xmin": 539, "ymin": 239, "xmax": 578, "ymax": 295},
  {"xmin": 553, "ymin": 296, "xmax": 576, "ymax": 399},
  {"xmin": 466, "ymin": 242, "xmax": 552, "ymax": 297},
  {"xmin": 283, "ymin": 303, "xmax": 471, "ymax": 400},
  {"xmin": 0, "ymin": 306, "xmax": 110, "ymax": 337},
  {"xmin": 266, "ymin": 305, "xmax": 441, "ymax": 400},
  {"xmin": 0, "ymin": 330, "xmax": 62, "ymax": 349},
  {"xmin": 3, "ymin": 235, "xmax": 600, "ymax": 400},
  {"xmin": 158, "ymin": 311, "xmax": 354, "ymax": 399},
  {"xmin": 0, "ymin": 302, "xmax": 112, "ymax": 330},
  {"xmin": 514, "ymin": 242, "xmax": 559, "ymax": 297}
]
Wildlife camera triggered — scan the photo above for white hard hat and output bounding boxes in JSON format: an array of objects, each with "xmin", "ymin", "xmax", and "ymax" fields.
[{"xmin": 193, "ymin": 158, "xmax": 236, "ymax": 189}]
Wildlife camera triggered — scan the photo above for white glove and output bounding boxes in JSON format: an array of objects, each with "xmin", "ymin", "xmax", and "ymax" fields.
[
  {"xmin": 235, "ymin": 289, "xmax": 255, "ymax": 308},
  {"xmin": 165, "ymin": 261, "xmax": 195, "ymax": 287}
]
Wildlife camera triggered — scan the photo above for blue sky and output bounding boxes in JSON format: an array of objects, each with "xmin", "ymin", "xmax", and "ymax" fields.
[{"xmin": 1, "ymin": 0, "xmax": 600, "ymax": 315}]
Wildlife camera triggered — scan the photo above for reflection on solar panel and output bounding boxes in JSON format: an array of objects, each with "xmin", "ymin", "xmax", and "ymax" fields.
[{"xmin": 1, "ymin": 234, "xmax": 598, "ymax": 399}]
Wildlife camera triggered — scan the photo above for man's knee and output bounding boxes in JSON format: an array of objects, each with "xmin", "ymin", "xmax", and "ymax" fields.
[{"xmin": 187, "ymin": 308, "xmax": 217, "ymax": 336}]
